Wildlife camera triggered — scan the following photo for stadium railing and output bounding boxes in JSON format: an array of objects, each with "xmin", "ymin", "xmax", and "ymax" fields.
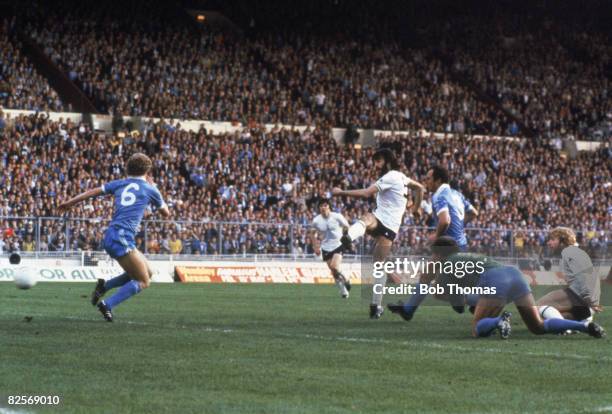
[{"xmin": 1, "ymin": 216, "xmax": 610, "ymax": 264}]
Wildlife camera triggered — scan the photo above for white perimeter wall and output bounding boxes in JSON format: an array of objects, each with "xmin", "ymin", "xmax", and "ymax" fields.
[
  {"xmin": 3, "ymin": 109, "xmax": 604, "ymax": 150},
  {"xmin": 0, "ymin": 257, "xmax": 609, "ymax": 286}
]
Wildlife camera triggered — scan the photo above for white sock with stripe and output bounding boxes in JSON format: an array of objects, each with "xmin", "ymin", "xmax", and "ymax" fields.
[{"xmin": 539, "ymin": 306, "xmax": 564, "ymax": 320}]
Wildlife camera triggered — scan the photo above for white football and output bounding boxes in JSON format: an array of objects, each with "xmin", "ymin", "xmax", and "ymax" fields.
[{"xmin": 14, "ymin": 268, "xmax": 37, "ymax": 290}]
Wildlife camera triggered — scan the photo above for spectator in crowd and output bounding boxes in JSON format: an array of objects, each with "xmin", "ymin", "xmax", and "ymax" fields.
[
  {"xmin": 169, "ymin": 233, "xmax": 182, "ymax": 255},
  {"xmin": 22, "ymin": 234, "xmax": 35, "ymax": 251}
]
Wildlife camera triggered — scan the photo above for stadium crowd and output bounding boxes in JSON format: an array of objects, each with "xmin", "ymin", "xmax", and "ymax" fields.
[
  {"xmin": 0, "ymin": 112, "xmax": 609, "ymax": 258},
  {"xmin": 26, "ymin": 14, "xmax": 512, "ymax": 135},
  {"xmin": 434, "ymin": 15, "xmax": 611, "ymax": 142},
  {"xmin": 0, "ymin": 1, "xmax": 610, "ymax": 260},
  {"xmin": 10, "ymin": 1, "xmax": 606, "ymax": 141},
  {"xmin": 0, "ymin": 18, "xmax": 65, "ymax": 112}
]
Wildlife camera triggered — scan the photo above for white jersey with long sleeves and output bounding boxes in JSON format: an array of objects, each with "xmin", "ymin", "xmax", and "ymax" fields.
[
  {"xmin": 312, "ymin": 212, "xmax": 349, "ymax": 251},
  {"xmin": 374, "ymin": 170, "xmax": 410, "ymax": 234}
]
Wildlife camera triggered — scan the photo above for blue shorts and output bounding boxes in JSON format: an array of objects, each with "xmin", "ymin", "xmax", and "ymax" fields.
[
  {"xmin": 103, "ymin": 227, "xmax": 136, "ymax": 259},
  {"xmin": 477, "ymin": 265, "xmax": 531, "ymax": 303}
]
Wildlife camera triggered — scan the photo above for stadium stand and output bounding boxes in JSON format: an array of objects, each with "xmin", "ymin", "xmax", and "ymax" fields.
[
  {"xmin": 0, "ymin": 0, "xmax": 609, "ymax": 260},
  {"xmin": 0, "ymin": 18, "xmax": 65, "ymax": 112},
  {"xmin": 0, "ymin": 111, "xmax": 609, "ymax": 258}
]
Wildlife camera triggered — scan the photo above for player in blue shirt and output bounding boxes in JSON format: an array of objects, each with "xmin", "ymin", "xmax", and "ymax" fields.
[
  {"xmin": 393, "ymin": 165, "xmax": 479, "ymax": 318},
  {"xmin": 428, "ymin": 165, "xmax": 477, "ymax": 248},
  {"xmin": 58, "ymin": 153, "xmax": 170, "ymax": 322}
]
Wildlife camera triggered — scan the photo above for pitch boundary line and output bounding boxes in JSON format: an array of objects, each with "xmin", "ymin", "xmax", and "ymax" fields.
[
  {"xmin": 285, "ymin": 333, "xmax": 611, "ymax": 363},
  {"xmin": 3, "ymin": 311, "xmax": 609, "ymax": 363}
]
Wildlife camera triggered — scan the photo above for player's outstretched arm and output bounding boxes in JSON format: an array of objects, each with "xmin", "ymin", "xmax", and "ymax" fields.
[
  {"xmin": 147, "ymin": 174, "xmax": 171, "ymax": 218},
  {"xmin": 158, "ymin": 205, "xmax": 171, "ymax": 218},
  {"xmin": 465, "ymin": 207, "xmax": 478, "ymax": 224},
  {"xmin": 331, "ymin": 184, "xmax": 377, "ymax": 198},
  {"xmin": 57, "ymin": 187, "xmax": 104, "ymax": 214}
]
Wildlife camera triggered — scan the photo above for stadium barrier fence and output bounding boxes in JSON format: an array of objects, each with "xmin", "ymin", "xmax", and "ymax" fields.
[{"xmin": 1, "ymin": 216, "xmax": 609, "ymax": 264}]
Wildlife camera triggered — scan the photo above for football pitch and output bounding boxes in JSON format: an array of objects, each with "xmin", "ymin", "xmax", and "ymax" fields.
[{"xmin": 1, "ymin": 283, "xmax": 611, "ymax": 414}]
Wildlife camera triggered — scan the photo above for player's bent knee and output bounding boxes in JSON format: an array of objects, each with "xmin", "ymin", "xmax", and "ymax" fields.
[
  {"xmin": 361, "ymin": 213, "xmax": 377, "ymax": 228},
  {"xmin": 377, "ymin": 237, "xmax": 393, "ymax": 247}
]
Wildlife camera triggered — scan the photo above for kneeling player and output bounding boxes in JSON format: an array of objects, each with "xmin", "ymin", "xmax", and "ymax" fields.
[
  {"xmin": 310, "ymin": 200, "xmax": 351, "ymax": 298},
  {"xmin": 537, "ymin": 227, "xmax": 602, "ymax": 323},
  {"xmin": 391, "ymin": 237, "xmax": 605, "ymax": 339}
]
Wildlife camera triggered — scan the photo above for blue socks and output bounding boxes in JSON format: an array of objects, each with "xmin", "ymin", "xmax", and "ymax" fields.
[
  {"xmin": 476, "ymin": 316, "xmax": 502, "ymax": 337},
  {"xmin": 104, "ymin": 280, "xmax": 142, "ymax": 310},
  {"xmin": 403, "ymin": 284, "xmax": 429, "ymax": 316},
  {"xmin": 544, "ymin": 318, "xmax": 588, "ymax": 334},
  {"xmin": 476, "ymin": 316, "xmax": 588, "ymax": 337},
  {"xmin": 104, "ymin": 272, "xmax": 130, "ymax": 291}
]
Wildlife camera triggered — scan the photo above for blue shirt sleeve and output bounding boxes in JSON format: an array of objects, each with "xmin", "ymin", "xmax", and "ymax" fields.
[
  {"xmin": 102, "ymin": 179, "xmax": 125, "ymax": 195},
  {"xmin": 147, "ymin": 185, "xmax": 166, "ymax": 209},
  {"xmin": 433, "ymin": 192, "xmax": 449, "ymax": 215},
  {"xmin": 462, "ymin": 193, "xmax": 474, "ymax": 212}
]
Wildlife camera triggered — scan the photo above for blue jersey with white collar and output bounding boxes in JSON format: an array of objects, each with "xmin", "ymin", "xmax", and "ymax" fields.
[
  {"xmin": 432, "ymin": 183, "xmax": 474, "ymax": 247},
  {"xmin": 102, "ymin": 177, "xmax": 166, "ymax": 234}
]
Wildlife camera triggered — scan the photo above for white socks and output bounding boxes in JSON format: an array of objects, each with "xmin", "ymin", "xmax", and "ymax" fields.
[
  {"xmin": 372, "ymin": 274, "xmax": 387, "ymax": 307},
  {"xmin": 538, "ymin": 305, "xmax": 564, "ymax": 320},
  {"xmin": 348, "ymin": 220, "xmax": 366, "ymax": 241},
  {"xmin": 335, "ymin": 279, "xmax": 349, "ymax": 298}
]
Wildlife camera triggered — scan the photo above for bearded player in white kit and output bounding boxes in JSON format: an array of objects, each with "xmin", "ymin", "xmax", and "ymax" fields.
[
  {"xmin": 332, "ymin": 148, "xmax": 425, "ymax": 318},
  {"xmin": 310, "ymin": 199, "xmax": 352, "ymax": 298}
]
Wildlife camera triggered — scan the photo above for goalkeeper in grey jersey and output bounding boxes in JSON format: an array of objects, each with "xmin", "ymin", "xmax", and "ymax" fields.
[{"xmin": 537, "ymin": 227, "xmax": 602, "ymax": 322}]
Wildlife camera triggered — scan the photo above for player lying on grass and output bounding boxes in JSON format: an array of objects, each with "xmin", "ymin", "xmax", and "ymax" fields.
[
  {"xmin": 388, "ymin": 237, "xmax": 606, "ymax": 339},
  {"xmin": 310, "ymin": 199, "xmax": 351, "ymax": 298},
  {"xmin": 332, "ymin": 148, "xmax": 424, "ymax": 318},
  {"xmin": 58, "ymin": 152, "xmax": 170, "ymax": 322},
  {"xmin": 537, "ymin": 227, "xmax": 603, "ymax": 323}
]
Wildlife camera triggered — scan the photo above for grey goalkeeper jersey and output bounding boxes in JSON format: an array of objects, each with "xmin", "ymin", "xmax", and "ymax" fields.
[{"xmin": 561, "ymin": 245, "xmax": 600, "ymax": 306}]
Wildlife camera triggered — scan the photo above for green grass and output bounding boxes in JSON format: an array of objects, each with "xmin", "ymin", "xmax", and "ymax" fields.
[{"xmin": 1, "ymin": 282, "xmax": 611, "ymax": 414}]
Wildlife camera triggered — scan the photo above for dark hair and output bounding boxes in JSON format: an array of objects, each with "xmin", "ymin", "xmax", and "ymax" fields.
[
  {"xmin": 431, "ymin": 165, "xmax": 449, "ymax": 184},
  {"xmin": 9, "ymin": 252, "xmax": 21, "ymax": 265},
  {"xmin": 126, "ymin": 152, "xmax": 152, "ymax": 176},
  {"xmin": 318, "ymin": 199, "xmax": 331, "ymax": 209},
  {"xmin": 373, "ymin": 148, "xmax": 399, "ymax": 170},
  {"xmin": 431, "ymin": 236, "xmax": 459, "ymax": 258}
]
